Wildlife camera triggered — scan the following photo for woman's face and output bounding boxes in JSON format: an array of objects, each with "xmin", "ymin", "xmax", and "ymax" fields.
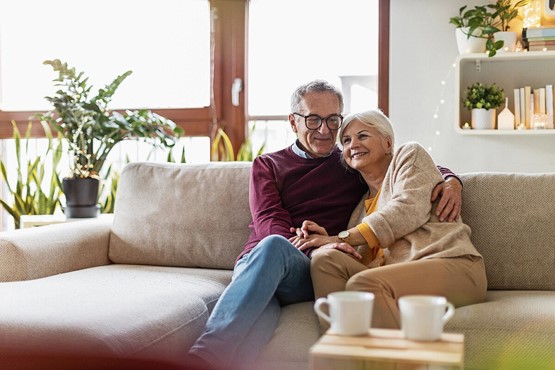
[{"xmin": 340, "ymin": 119, "xmax": 392, "ymax": 172}]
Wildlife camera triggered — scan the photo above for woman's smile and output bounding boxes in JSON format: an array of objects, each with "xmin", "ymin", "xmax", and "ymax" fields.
[{"xmin": 350, "ymin": 151, "xmax": 368, "ymax": 160}]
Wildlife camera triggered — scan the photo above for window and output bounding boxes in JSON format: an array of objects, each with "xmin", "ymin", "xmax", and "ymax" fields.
[
  {"xmin": 0, "ymin": 0, "xmax": 210, "ymax": 111},
  {"xmin": 248, "ymin": 0, "xmax": 379, "ymax": 116}
]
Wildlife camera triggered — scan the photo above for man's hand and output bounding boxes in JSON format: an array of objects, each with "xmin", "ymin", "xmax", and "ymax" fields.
[{"xmin": 431, "ymin": 177, "xmax": 462, "ymax": 222}]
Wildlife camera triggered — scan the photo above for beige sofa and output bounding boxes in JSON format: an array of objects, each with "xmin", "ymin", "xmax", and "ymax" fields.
[{"xmin": 0, "ymin": 162, "xmax": 553, "ymax": 370}]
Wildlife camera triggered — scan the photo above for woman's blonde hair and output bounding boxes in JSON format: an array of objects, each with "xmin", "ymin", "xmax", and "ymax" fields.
[{"xmin": 339, "ymin": 109, "xmax": 395, "ymax": 148}]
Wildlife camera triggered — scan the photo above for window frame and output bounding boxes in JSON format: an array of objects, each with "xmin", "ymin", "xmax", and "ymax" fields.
[{"xmin": 0, "ymin": 0, "xmax": 389, "ymax": 152}]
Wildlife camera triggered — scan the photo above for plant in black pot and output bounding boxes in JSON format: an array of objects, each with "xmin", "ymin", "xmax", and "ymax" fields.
[{"xmin": 39, "ymin": 59, "xmax": 183, "ymax": 218}]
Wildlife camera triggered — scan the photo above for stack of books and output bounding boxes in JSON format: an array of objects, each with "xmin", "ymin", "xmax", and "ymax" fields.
[
  {"xmin": 512, "ymin": 85, "xmax": 555, "ymax": 129},
  {"xmin": 522, "ymin": 26, "xmax": 555, "ymax": 51}
]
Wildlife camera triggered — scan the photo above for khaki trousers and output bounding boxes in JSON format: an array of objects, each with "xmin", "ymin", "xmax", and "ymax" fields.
[{"xmin": 311, "ymin": 249, "xmax": 487, "ymax": 329}]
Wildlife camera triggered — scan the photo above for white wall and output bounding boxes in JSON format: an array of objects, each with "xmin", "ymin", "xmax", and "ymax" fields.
[{"xmin": 390, "ymin": 0, "xmax": 555, "ymax": 173}]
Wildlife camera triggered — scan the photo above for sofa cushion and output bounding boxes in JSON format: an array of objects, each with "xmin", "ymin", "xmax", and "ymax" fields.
[
  {"xmin": 445, "ymin": 290, "xmax": 555, "ymax": 369},
  {"xmin": 0, "ymin": 264, "xmax": 232, "ymax": 365},
  {"xmin": 255, "ymin": 302, "xmax": 321, "ymax": 370},
  {"xmin": 109, "ymin": 162, "xmax": 253, "ymax": 269},
  {"xmin": 460, "ymin": 173, "xmax": 555, "ymax": 290}
]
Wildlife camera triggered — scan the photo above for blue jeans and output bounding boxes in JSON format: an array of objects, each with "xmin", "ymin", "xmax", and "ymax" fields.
[{"xmin": 188, "ymin": 235, "xmax": 314, "ymax": 369}]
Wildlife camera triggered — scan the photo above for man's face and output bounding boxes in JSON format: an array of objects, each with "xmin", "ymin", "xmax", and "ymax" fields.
[{"xmin": 289, "ymin": 92, "xmax": 341, "ymax": 158}]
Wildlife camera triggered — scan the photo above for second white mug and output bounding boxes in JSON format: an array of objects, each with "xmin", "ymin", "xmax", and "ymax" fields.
[
  {"xmin": 313, "ymin": 291, "xmax": 374, "ymax": 336},
  {"xmin": 398, "ymin": 295, "xmax": 455, "ymax": 341}
]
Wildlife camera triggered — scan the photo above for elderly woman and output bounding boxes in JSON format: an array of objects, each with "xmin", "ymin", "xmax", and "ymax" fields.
[{"xmin": 293, "ymin": 110, "xmax": 487, "ymax": 329}]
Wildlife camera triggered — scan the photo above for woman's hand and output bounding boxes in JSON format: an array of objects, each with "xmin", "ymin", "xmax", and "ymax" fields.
[
  {"xmin": 289, "ymin": 220, "xmax": 329, "ymax": 238},
  {"xmin": 290, "ymin": 234, "xmax": 335, "ymax": 250},
  {"xmin": 311, "ymin": 242, "xmax": 362, "ymax": 260},
  {"xmin": 289, "ymin": 234, "xmax": 362, "ymax": 261}
]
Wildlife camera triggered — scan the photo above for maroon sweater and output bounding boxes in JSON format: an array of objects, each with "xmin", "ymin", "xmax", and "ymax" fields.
[{"xmin": 239, "ymin": 146, "xmax": 368, "ymax": 261}]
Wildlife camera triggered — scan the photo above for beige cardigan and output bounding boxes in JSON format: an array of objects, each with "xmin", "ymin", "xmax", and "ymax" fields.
[{"xmin": 347, "ymin": 142, "xmax": 482, "ymax": 266}]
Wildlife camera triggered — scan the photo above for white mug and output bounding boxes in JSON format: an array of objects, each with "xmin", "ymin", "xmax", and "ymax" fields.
[
  {"xmin": 313, "ymin": 291, "xmax": 374, "ymax": 336},
  {"xmin": 398, "ymin": 295, "xmax": 455, "ymax": 341}
]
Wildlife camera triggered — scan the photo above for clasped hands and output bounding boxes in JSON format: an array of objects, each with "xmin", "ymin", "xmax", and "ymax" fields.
[
  {"xmin": 288, "ymin": 179, "xmax": 462, "ymax": 260},
  {"xmin": 288, "ymin": 221, "xmax": 362, "ymax": 260}
]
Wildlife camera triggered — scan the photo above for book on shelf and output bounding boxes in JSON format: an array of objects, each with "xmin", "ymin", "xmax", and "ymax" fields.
[
  {"xmin": 529, "ymin": 45, "xmax": 555, "ymax": 51},
  {"xmin": 525, "ymin": 86, "xmax": 531, "ymax": 128},
  {"xmin": 540, "ymin": 88, "xmax": 546, "ymax": 115},
  {"xmin": 547, "ymin": 85, "xmax": 554, "ymax": 128},
  {"xmin": 519, "ymin": 87, "xmax": 525, "ymax": 125},
  {"xmin": 528, "ymin": 40, "xmax": 555, "ymax": 46},
  {"xmin": 545, "ymin": 84, "xmax": 555, "ymax": 127},
  {"xmin": 514, "ymin": 88, "xmax": 521, "ymax": 126},
  {"xmin": 526, "ymin": 36, "xmax": 555, "ymax": 41},
  {"xmin": 523, "ymin": 26, "xmax": 555, "ymax": 39}
]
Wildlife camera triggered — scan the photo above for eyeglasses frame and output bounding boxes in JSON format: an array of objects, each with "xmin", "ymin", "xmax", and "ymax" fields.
[{"xmin": 292, "ymin": 112, "xmax": 344, "ymax": 131}]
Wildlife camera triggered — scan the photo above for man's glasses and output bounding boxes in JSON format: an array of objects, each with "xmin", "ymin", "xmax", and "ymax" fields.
[{"xmin": 292, "ymin": 113, "xmax": 343, "ymax": 131}]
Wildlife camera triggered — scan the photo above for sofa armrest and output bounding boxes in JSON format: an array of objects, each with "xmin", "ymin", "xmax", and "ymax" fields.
[{"xmin": 0, "ymin": 217, "xmax": 112, "ymax": 282}]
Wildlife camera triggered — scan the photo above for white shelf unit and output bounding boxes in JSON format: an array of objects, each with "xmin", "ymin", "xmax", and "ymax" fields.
[{"xmin": 455, "ymin": 51, "xmax": 555, "ymax": 135}]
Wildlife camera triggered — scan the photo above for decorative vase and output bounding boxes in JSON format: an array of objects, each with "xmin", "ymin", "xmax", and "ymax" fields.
[
  {"xmin": 455, "ymin": 27, "xmax": 487, "ymax": 54},
  {"xmin": 497, "ymin": 98, "xmax": 515, "ymax": 130},
  {"xmin": 472, "ymin": 108, "xmax": 496, "ymax": 129},
  {"xmin": 494, "ymin": 31, "xmax": 517, "ymax": 52},
  {"xmin": 62, "ymin": 177, "xmax": 100, "ymax": 218}
]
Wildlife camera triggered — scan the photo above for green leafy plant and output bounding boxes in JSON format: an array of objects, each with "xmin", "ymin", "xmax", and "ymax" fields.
[
  {"xmin": 98, "ymin": 165, "xmax": 120, "ymax": 214},
  {"xmin": 450, "ymin": 1, "xmax": 532, "ymax": 57},
  {"xmin": 0, "ymin": 121, "xmax": 63, "ymax": 229},
  {"xmin": 490, "ymin": 0, "xmax": 532, "ymax": 32},
  {"xmin": 210, "ymin": 125, "xmax": 265, "ymax": 162},
  {"xmin": 38, "ymin": 59, "xmax": 184, "ymax": 179},
  {"xmin": 236, "ymin": 123, "xmax": 265, "ymax": 161},
  {"xmin": 450, "ymin": 5, "xmax": 502, "ymax": 57},
  {"xmin": 463, "ymin": 82, "xmax": 505, "ymax": 110}
]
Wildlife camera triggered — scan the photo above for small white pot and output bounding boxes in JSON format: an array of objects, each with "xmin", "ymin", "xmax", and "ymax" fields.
[
  {"xmin": 455, "ymin": 27, "xmax": 487, "ymax": 54},
  {"xmin": 472, "ymin": 108, "xmax": 496, "ymax": 129},
  {"xmin": 494, "ymin": 31, "xmax": 517, "ymax": 52}
]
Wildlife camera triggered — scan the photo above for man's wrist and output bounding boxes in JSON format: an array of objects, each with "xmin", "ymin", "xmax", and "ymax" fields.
[{"xmin": 445, "ymin": 175, "xmax": 463, "ymax": 187}]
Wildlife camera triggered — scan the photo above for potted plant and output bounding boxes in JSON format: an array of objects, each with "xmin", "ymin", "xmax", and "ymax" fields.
[
  {"xmin": 463, "ymin": 82, "xmax": 505, "ymax": 129},
  {"xmin": 450, "ymin": 5, "xmax": 500, "ymax": 56},
  {"xmin": 39, "ymin": 59, "xmax": 184, "ymax": 218},
  {"xmin": 490, "ymin": 0, "xmax": 532, "ymax": 52}
]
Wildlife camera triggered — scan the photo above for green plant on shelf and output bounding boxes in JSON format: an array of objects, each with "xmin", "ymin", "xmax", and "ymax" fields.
[
  {"xmin": 463, "ymin": 82, "xmax": 504, "ymax": 110},
  {"xmin": 450, "ymin": 1, "xmax": 532, "ymax": 57}
]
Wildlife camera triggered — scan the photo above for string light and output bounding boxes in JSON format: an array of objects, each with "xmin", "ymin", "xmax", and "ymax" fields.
[
  {"xmin": 428, "ymin": 59, "xmax": 457, "ymax": 153},
  {"xmin": 522, "ymin": 0, "xmax": 542, "ymax": 28}
]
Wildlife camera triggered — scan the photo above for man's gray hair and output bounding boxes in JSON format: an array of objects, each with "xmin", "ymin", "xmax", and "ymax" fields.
[
  {"xmin": 339, "ymin": 109, "xmax": 395, "ymax": 148},
  {"xmin": 290, "ymin": 80, "xmax": 344, "ymax": 113}
]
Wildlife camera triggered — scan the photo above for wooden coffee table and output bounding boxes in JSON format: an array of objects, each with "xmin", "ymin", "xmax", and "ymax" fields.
[{"xmin": 309, "ymin": 328, "xmax": 464, "ymax": 370}]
